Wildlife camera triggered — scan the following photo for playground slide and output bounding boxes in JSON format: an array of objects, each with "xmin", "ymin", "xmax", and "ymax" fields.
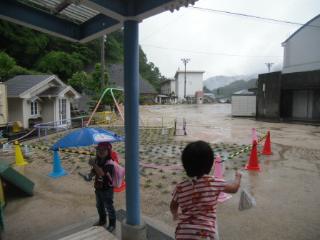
[
  {"xmin": 0, "ymin": 162, "xmax": 34, "ymax": 196},
  {"xmin": 0, "ymin": 163, "xmax": 34, "ymax": 232}
]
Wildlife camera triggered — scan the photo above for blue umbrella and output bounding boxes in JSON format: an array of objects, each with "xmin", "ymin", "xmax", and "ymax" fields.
[
  {"xmin": 52, "ymin": 127, "xmax": 124, "ymax": 150},
  {"xmin": 49, "ymin": 128, "xmax": 124, "ymax": 179}
]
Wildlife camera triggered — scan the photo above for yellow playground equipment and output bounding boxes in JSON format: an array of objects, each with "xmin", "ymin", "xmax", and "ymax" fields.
[
  {"xmin": 12, "ymin": 121, "xmax": 23, "ymax": 133},
  {"xmin": 93, "ymin": 111, "xmax": 117, "ymax": 125}
]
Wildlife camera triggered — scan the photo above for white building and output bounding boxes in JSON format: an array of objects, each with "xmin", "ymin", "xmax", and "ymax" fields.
[
  {"xmin": 174, "ymin": 71, "xmax": 204, "ymax": 100},
  {"xmin": 282, "ymin": 14, "xmax": 320, "ymax": 74},
  {"xmin": 232, "ymin": 90, "xmax": 256, "ymax": 117},
  {"xmin": 257, "ymin": 14, "xmax": 320, "ymax": 122},
  {"xmin": 0, "ymin": 83, "xmax": 8, "ymax": 126},
  {"xmin": 160, "ymin": 79, "xmax": 175, "ymax": 95},
  {"xmin": 5, "ymin": 75, "xmax": 80, "ymax": 128}
]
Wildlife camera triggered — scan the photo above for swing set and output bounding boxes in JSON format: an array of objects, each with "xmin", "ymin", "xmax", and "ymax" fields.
[
  {"xmin": 87, "ymin": 87, "xmax": 147, "ymax": 127},
  {"xmin": 86, "ymin": 87, "xmax": 124, "ymax": 127}
]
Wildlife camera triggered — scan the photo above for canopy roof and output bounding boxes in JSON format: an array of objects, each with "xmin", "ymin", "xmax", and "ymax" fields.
[{"xmin": 0, "ymin": 0, "xmax": 198, "ymax": 42}]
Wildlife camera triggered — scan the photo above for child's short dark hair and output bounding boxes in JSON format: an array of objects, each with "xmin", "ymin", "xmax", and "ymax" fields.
[{"xmin": 181, "ymin": 141, "xmax": 214, "ymax": 178}]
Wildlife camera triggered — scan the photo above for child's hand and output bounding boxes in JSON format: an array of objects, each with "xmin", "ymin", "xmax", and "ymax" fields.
[
  {"xmin": 224, "ymin": 171, "xmax": 242, "ymax": 193},
  {"xmin": 170, "ymin": 200, "xmax": 179, "ymax": 221},
  {"xmin": 84, "ymin": 174, "xmax": 93, "ymax": 181}
]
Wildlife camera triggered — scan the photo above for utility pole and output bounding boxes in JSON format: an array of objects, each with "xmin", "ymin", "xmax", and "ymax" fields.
[
  {"xmin": 101, "ymin": 34, "xmax": 107, "ymax": 89},
  {"xmin": 265, "ymin": 62, "xmax": 274, "ymax": 73},
  {"xmin": 181, "ymin": 58, "xmax": 190, "ymax": 98}
]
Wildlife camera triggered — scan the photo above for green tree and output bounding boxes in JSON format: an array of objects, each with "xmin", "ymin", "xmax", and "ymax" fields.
[
  {"xmin": 7, "ymin": 65, "xmax": 37, "ymax": 79},
  {"xmin": 106, "ymin": 33, "xmax": 124, "ymax": 63},
  {"xmin": 68, "ymin": 65, "xmax": 122, "ymax": 110},
  {"xmin": 68, "ymin": 64, "xmax": 109, "ymax": 96},
  {"xmin": 0, "ymin": 20, "xmax": 48, "ymax": 68},
  {"xmin": 138, "ymin": 46, "xmax": 167, "ymax": 92},
  {"xmin": 68, "ymin": 71, "xmax": 91, "ymax": 93},
  {"xmin": 46, "ymin": 36, "xmax": 101, "ymax": 65},
  {"xmin": 90, "ymin": 63, "xmax": 108, "ymax": 91},
  {"xmin": 89, "ymin": 64, "xmax": 123, "ymax": 108},
  {"xmin": 0, "ymin": 52, "xmax": 40, "ymax": 80},
  {"xmin": 0, "ymin": 51, "xmax": 16, "ymax": 80},
  {"xmin": 0, "ymin": 20, "xmax": 164, "ymax": 93},
  {"xmin": 36, "ymin": 51, "xmax": 84, "ymax": 81}
]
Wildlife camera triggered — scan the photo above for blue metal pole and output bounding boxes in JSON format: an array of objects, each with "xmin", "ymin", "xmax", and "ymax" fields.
[{"xmin": 124, "ymin": 20, "xmax": 140, "ymax": 225}]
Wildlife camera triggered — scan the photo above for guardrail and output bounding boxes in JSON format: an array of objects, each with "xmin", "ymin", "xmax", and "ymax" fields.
[{"xmin": 34, "ymin": 115, "xmax": 88, "ymax": 139}]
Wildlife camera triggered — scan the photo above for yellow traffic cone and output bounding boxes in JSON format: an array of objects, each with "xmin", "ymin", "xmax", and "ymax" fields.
[{"xmin": 15, "ymin": 141, "xmax": 28, "ymax": 166}]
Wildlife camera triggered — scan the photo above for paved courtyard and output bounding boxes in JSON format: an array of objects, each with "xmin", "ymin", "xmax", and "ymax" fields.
[{"xmin": 2, "ymin": 104, "xmax": 320, "ymax": 240}]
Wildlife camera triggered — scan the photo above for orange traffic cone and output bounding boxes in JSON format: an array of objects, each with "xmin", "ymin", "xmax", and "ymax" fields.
[
  {"xmin": 262, "ymin": 131, "xmax": 272, "ymax": 155},
  {"xmin": 244, "ymin": 140, "xmax": 261, "ymax": 171}
]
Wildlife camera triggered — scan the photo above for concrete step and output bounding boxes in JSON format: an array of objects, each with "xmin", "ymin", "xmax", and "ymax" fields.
[
  {"xmin": 116, "ymin": 209, "xmax": 174, "ymax": 240},
  {"xmin": 40, "ymin": 210, "xmax": 174, "ymax": 240},
  {"xmin": 39, "ymin": 216, "xmax": 97, "ymax": 240},
  {"xmin": 38, "ymin": 216, "xmax": 121, "ymax": 240},
  {"xmin": 58, "ymin": 226, "xmax": 117, "ymax": 240}
]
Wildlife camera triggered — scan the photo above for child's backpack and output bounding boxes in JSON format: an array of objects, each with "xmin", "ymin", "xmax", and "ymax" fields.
[
  {"xmin": 111, "ymin": 151, "xmax": 119, "ymax": 163},
  {"xmin": 106, "ymin": 160, "xmax": 125, "ymax": 188}
]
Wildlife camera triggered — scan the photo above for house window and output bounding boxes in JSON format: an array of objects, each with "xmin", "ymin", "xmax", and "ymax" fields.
[{"xmin": 31, "ymin": 101, "xmax": 38, "ymax": 116}]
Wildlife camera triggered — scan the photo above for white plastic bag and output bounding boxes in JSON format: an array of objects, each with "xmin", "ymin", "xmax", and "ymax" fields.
[{"xmin": 239, "ymin": 189, "xmax": 256, "ymax": 211}]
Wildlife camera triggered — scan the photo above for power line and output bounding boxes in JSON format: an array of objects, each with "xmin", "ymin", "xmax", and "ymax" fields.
[
  {"xmin": 141, "ymin": 43, "xmax": 282, "ymax": 58},
  {"xmin": 190, "ymin": 6, "xmax": 320, "ymax": 29},
  {"xmin": 141, "ymin": 15, "xmax": 183, "ymax": 42}
]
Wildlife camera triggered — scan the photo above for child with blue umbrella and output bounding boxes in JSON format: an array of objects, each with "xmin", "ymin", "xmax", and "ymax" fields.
[{"xmin": 88, "ymin": 141, "xmax": 116, "ymax": 232}]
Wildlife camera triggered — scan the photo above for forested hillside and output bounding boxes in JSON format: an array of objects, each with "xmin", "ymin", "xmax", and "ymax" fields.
[
  {"xmin": 212, "ymin": 78, "xmax": 257, "ymax": 98},
  {"xmin": 0, "ymin": 20, "xmax": 165, "ymax": 93}
]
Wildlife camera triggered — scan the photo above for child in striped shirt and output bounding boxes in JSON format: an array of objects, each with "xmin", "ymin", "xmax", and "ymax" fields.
[{"xmin": 170, "ymin": 141, "xmax": 242, "ymax": 240}]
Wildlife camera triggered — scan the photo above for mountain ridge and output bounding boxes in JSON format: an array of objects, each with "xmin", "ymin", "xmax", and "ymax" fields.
[{"xmin": 204, "ymin": 74, "xmax": 257, "ymax": 90}]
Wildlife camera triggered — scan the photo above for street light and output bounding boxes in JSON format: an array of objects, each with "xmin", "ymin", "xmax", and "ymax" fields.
[{"xmin": 181, "ymin": 58, "xmax": 190, "ymax": 98}]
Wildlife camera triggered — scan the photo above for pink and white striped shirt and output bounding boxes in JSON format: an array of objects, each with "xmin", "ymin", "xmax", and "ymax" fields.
[{"xmin": 172, "ymin": 175, "xmax": 226, "ymax": 240}]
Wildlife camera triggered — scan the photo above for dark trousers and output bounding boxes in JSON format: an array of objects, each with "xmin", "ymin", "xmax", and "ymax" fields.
[{"xmin": 95, "ymin": 188, "xmax": 116, "ymax": 223}]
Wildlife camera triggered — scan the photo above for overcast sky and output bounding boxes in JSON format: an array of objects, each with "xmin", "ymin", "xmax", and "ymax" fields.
[{"xmin": 139, "ymin": 0, "xmax": 320, "ymax": 80}]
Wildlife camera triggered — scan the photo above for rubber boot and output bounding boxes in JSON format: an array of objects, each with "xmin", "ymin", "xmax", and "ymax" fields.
[{"xmin": 106, "ymin": 218, "xmax": 116, "ymax": 232}]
